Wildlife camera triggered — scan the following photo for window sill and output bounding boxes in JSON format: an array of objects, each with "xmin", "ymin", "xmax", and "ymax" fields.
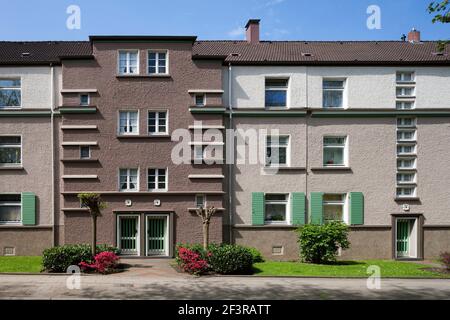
[
  {"xmin": 264, "ymin": 166, "xmax": 306, "ymax": 171},
  {"xmin": 188, "ymin": 207, "xmax": 225, "ymax": 212},
  {"xmin": 116, "ymin": 134, "xmax": 170, "ymax": 139},
  {"xmin": 311, "ymin": 166, "xmax": 352, "ymax": 171},
  {"xmin": 0, "ymin": 166, "xmax": 24, "ymax": 170},
  {"xmin": 60, "ymin": 158, "xmax": 99, "ymax": 163},
  {"xmin": 233, "ymin": 224, "xmax": 296, "ymax": 229},
  {"xmin": 116, "ymin": 74, "xmax": 171, "ymax": 79},
  {"xmin": 394, "ymin": 197, "xmax": 420, "ymax": 201}
]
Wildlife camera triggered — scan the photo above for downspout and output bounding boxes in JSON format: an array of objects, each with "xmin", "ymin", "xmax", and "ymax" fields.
[
  {"xmin": 50, "ymin": 64, "xmax": 55, "ymax": 247},
  {"xmin": 305, "ymin": 66, "xmax": 309, "ymax": 221},
  {"xmin": 227, "ymin": 63, "xmax": 233, "ymax": 243}
]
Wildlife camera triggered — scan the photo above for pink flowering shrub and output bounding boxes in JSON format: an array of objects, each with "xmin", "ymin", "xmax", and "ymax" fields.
[
  {"xmin": 79, "ymin": 251, "xmax": 120, "ymax": 274},
  {"xmin": 439, "ymin": 252, "xmax": 450, "ymax": 270},
  {"xmin": 176, "ymin": 247, "xmax": 209, "ymax": 275}
]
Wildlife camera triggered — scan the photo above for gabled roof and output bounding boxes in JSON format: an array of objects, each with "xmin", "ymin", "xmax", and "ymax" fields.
[
  {"xmin": 0, "ymin": 41, "xmax": 92, "ymax": 65},
  {"xmin": 192, "ymin": 40, "xmax": 450, "ymax": 65}
]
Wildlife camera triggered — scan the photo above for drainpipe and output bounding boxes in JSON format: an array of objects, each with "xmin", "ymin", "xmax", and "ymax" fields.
[
  {"xmin": 50, "ymin": 64, "xmax": 55, "ymax": 247},
  {"xmin": 305, "ymin": 66, "xmax": 309, "ymax": 220},
  {"xmin": 227, "ymin": 63, "xmax": 233, "ymax": 243}
]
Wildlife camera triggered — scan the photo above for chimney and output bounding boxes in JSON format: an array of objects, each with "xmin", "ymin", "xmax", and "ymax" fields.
[
  {"xmin": 245, "ymin": 19, "xmax": 260, "ymax": 44},
  {"xmin": 407, "ymin": 28, "xmax": 421, "ymax": 43}
]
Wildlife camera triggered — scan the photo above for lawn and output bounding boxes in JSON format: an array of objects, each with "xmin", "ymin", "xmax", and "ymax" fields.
[
  {"xmin": 253, "ymin": 260, "xmax": 450, "ymax": 278},
  {"xmin": 0, "ymin": 256, "xmax": 42, "ymax": 273}
]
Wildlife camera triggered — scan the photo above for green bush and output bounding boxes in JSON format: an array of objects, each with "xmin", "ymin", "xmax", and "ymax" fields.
[
  {"xmin": 42, "ymin": 244, "xmax": 119, "ymax": 272},
  {"xmin": 247, "ymin": 247, "xmax": 265, "ymax": 263},
  {"xmin": 297, "ymin": 221, "xmax": 350, "ymax": 264},
  {"xmin": 208, "ymin": 244, "xmax": 254, "ymax": 274}
]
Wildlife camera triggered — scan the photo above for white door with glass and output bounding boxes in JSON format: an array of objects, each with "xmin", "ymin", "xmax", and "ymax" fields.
[
  {"xmin": 146, "ymin": 215, "xmax": 169, "ymax": 256},
  {"xmin": 117, "ymin": 215, "xmax": 140, "ymax": 255}
]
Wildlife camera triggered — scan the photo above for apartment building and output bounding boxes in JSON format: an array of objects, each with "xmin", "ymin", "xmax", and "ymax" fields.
[
  {"xmin": 194, "ymin": 20, "xmax": 450, "ymax": 260},
  {"xmin": 0, "ymin": 42, "xmax": 86, "ymax": 255},
  {"xmin": 57, "ymin": 36, "xmax": 225, "ymax": 257}
]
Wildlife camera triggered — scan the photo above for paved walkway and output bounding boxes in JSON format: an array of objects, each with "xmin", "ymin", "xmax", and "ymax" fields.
[{"xmin": 0, "ymin": 259, "xmax": 449, "ymax": 300}]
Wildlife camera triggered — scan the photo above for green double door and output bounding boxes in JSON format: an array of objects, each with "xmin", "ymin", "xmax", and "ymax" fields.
[
  {"xmin": 396, "ymin": 219, "xmax": 412, "ymax": 258},
  {"xmin": 118, "ymin": 214, "xmax": 168, "ymax": 256}
]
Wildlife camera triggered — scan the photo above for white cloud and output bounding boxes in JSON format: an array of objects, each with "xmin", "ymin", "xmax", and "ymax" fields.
[
  {"xmin": 227, "ymin": 27, "xmax": 245, "ymax": 38},
  {"xmin": 265, "ymin": 0, "xmax": 285, "ymax": 7}
]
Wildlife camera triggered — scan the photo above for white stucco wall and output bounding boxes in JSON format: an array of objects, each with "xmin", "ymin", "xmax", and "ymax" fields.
[
  {"xmin": 0, "ymin": 66, "xmax": 60, "ymax": 109},
  {"xmin": 223, "ymin": 66, "xmax": 450, "ymax": 109}
]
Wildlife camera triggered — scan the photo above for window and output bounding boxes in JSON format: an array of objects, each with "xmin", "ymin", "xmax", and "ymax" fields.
[
  {"xmin": 195, "ymin": 194, "xmax": 206, "ymax": 208},
  {"xmin": 397, "ymin": 117, "xmax": 416, "ymax": 127},
  {"xmin": 119, "ymin": 168, "xmax": 138, "ymax": 191},
  {"xmin": 396, "ymin": 87, "xmax": 414, "ymax": 97},
  {"xmin": 397, "ymin": 144, "xmax": 416, "ymax": 155},
  {"xmin": 323, "ymin": 136, "xmax": 347, "ymax": 166},
  {"xmin": 119, "ymin": 111, "xmax": 138, "ymax": 135},
  {"xmin": 397, "ymin": 187, "xmax": 416, "ymax": 197},
  {"xmin": 148, "ymin": 51, "xmax": 167, "ymax": 74},
  {"xmin": 396, "ymin": 101, "xmax": 415, "ymax": 110},
  {"xmin": 0, "ymin": 79, "xmax": 21, "ymax": 108},
  {"xmin": 0, "ymin": 136, "xmax": 21, "ymax": 166},
  {"xmin": 323, "ymin": 194, "xmax": 346, "ymax": 223},
  {"xmin": 148, "ymin": 111, "xmax": 167, "ymax": 135},
  {"xmin": 80, "ymin": 94, "xmax": 89, "ymax": 106},
  {"xmin": 0, "ymin": 194, "xmax": 21, "ymax": 224},
  {"xmin": 80, "ymin": 146, "xmax": 90, "ymax": 159},
  {"xmin": 323, "ymin": 79, "xmax": 345, "ymax": 108},
  {"xmin": 397, "ymin": 158, "xmax": 415, "ymax": 169},
  {"xmin": 193, "ymin": 145, "xmax": 205, "ymax": 161},
  {"xmin": 195, "ymin": 94, "xmax": 205, "ymax": 107},
  {"xmin": 118, "ymin": 50, "xmax": 139, "ymax": 75},
  {"xmin": 396, "ymin": 72, "xmax": 415, "ymax": 83},
  {"xmin": 397, "ymin": 130, "xmax": 416, "ymax": 142},
  {"xmin": 266, "ymin": 135, "xmax": 289, "ymax": 166},
  {"xmin": 264, "ymin": 194, "xmax": 288, "ymax": 224},
  {"xmin": 147, "ymin": 168, "xmax": 167, "ymax": 191},
  {"xmin": 397, "ymin": 173, "xmax": 416, "ymax": 184},
  {"xmin": 265, "ymin": 78, "xmax": 288, "ymax": 108}
]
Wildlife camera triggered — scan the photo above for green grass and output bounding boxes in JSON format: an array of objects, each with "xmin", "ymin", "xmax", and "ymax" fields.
[
  {"xmin": 253, "ymin": 260, "xmax": 450, "ymax": 278},
  {"xmin": 0, "ymin": 256, "xmax": 42, "ymax": 273}
]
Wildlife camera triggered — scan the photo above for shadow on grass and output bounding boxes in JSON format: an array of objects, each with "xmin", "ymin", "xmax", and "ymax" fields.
[{"xmin": 252, "ymin": 260, "xmax": 366, "ymax": 275}]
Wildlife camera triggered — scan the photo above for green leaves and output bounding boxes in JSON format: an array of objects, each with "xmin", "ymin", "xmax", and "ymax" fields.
[
  {"xmin": 77, "ymin": 193, "xmax": 106, "ymax": 216},
  {"xmin": 297, "ymin": 221, "xmax": 350, "ymax": 264},
  {"xmin": 428, "ymin": 0, "xmax": 449, "ymax": 23}
]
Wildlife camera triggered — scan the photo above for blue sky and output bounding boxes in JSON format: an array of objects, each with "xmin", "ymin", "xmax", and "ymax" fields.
[{"xmin": 0, "ymin": 0, "xmax": 448, "ymax": 41}]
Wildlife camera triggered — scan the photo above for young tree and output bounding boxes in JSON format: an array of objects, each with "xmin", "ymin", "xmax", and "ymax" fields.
[
  {"xmin": 195, "ymin": 206, "xmax": 217, "ymax": 250},
  {"xmin": 77, "ymin": 193, "xmax": 106, "ymax": 256},
  {"xmin": 428, "ymin": 1, "xmax": 449, "ymax": 51}
]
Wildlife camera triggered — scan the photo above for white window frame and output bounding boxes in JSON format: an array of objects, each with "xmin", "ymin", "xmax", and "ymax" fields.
[
  {"xmin": 118, "ymin": 111, "xmax": 139, "ymax": 136},
  {"xmin": 265, "ymin": 135, "xmax": 290, "ymax": 167},
  {"xmin": 264, "ymin": 193, "xmax": 290, "ymax": 225},
  {"xmin": 147, "ymin": 50, "xmax": 169, "ymax": 75},
  {"xmin": 323, "ymin": 136, "xmax": 348, "ymax": 167},
  {"xmin": 323, "ymin": 193, "xmax": 348, "ymax": 224},
  {"xmin": 0, "ymin": 78, "xmax": 21, "ymax": 109},
  {"xmin": 396, "ymin": 86, "xmax": 415, "ymax": 98},
  {"xmin": 397, "ymin": 158, "xmax": 416, "ymax": 170},
  {"xmin": 79, "ymin": 145, "xmax": 91, "ymax": 159},
  {"xmin": 118, "ymin": 50, "xmax": 139, "ymax": 75},
  {"xmin": 396, "ymin": 71, "xmax": 415, "ymax": 83},
  {"xmin": 148, "ymin": 110, "xmax": 168, "ymax": 135},
  {"xmin": 396, "ymin": 129, "xmax": 416, "ymax": 142},
  {"xmin": 0, "ymin": 135, "xmax": 22, "ymax": 167},
  {"xmin": 195, "ymin": 194, "xmax": 206, "ymax": 208},
  {"xmin": 265, "ymin": 78, "xmax": 289, "ymax": 108},
  {"xmin": 397, "ymin": 172, "xmax": 416, "ymax": 184},
  {"xmin": 0, "ymin": 194, "xmax": 22, "ymax": 225},
  {"xmin": 147, "ymin": 168, "xmax": 168, "ymax": 192},
  {"xmin": 119, "ymin": 168, "xmax": 139, "ymax": 192},
  {"xmin": 397, "ymin": 117, "xmax": 416, "ymax": 127},
  {"xmin": 79, "ymin": 93, "xmax": 90, "ymax": 106},
  {"xmin": 195, "ymin": 94, "xmax": 205, "ymax": 107},
  {"xmin": 396, "ymin": 186, "xmax": 416, "ymax": 198},
  {"xmin": 396, "ymin": 101, "xmax": 415, "ymax": 110},
  {"xmin": 396, "ymin": 144, "xmax": 416, "ymax": 156},
  {"xmin": 322, "ymin": 78, "xmax": 347, "ymax": 109}
]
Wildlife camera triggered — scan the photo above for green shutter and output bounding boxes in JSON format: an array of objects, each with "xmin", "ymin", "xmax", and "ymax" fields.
[
  {"xmin": 252, "ymin": 192, "xmax": 265, "ymax": 225},
  {"xmin": 310, "ymin": 192, "xmax": 324, "ymax": 225},
  {"xmin": 291, "ymin": 192, "xmax": 306, "ymax": 225},
  {"xmin": 349, "ymin": 192, "xmax": 364, "ymax": 225},
  {"xmin": 21, "ymin": 192, "xmax": 36, "ymax": 225}
]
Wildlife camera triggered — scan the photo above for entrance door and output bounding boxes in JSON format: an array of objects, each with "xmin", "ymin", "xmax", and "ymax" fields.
[
  {"xmin": 146, "ymin": 215, "xmax": 168, "ymax": 256},
  {"xmin": 396, "ymin": 218, "xmax": 417, "ymax": 258},
  {"xmin": 117, "ymin": 215, "xmax": 139, "ymax": 255}
]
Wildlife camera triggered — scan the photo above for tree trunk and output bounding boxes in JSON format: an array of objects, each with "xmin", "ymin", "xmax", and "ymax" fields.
[
  {"xmin": 203, "ymin": 222, "xmax": 209, "ymax": 250},
  {"xmin": 92, "ymin": 215, "xmax": 97, "ymax": 256}
]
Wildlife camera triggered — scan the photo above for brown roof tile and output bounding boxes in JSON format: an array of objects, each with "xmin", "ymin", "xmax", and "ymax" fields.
[
  {"xmin": 0, "ymin": 41, "xmax": 92, "ymax": 65},
  {"xmin": 193, "ymin": 41, "xmax": 450, "ymax": 65}
]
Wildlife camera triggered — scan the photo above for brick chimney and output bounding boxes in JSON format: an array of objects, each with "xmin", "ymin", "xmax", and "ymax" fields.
[
  {"xmin": 245, "ymin": 19, "xmax": 260, "ymax": 44},
  {"xmin": 407, "ymin": 28, "xmax": 421, "ymax": 43}
]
